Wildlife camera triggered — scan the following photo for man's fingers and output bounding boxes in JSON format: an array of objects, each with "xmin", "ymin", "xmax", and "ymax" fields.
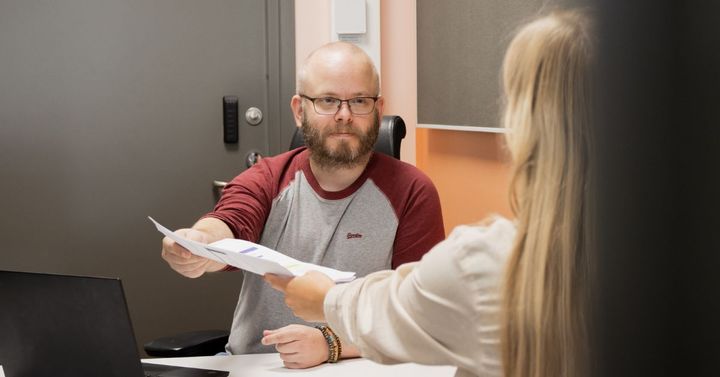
[
  {"xmin": 161, "ymin": 250, "xmax": 188, "ymax": 264},
  {"xmin": 261, "ymin": 331, "xmax": 294, "ymax": 345},
  {"xmin": 282, "ymin": 360, "xmax": 303, "ymax": 369},
  {"xmin": 278, "ymin": 350, "xmax": 301, "ymax": 362},
  {"xmin": 161, "ymin": 252, "xmax": 205, "ymax": 268},
  {"xmin": 160, "ymin": 250, "xmax": 208, "ymax": 278},
  {"xmin": 170, "ymin": 243, "xmax": 192, "ymax": 259},
  {"xmin": 261, "ymin": 325, "xmax": 303, "ymax": 345},
  {"xmin": 174, "ymin": 262, "xmax": 205, "ymax": 274},
  {"xmin": 264, "ymin": 274, "xmax": 293, "ymax": 292},
  {"xmin": 170, "ymin": 262, "xmax": 206, "ymax": 278},
  {"xmin": 275, "ymin": 341, "xmax": 300, "ymax": 354},
  {"xmin": 161, "ymin": 238, "xmax": 192, "ymax": 260}
]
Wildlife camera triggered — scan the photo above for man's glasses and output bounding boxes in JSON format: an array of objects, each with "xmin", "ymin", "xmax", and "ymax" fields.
[{"xmin": 300, "ymin": 94, "xmax": 379, "ymax": 115}]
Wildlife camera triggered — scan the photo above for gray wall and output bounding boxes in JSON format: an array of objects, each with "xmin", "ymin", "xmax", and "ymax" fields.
[
  {"xmin": 417, "ymin": 0, "xmax": 589, "ymax": 128},
  {"xmin": 0, "ymin": 0, "xmax": 295, "ymax": 355}
]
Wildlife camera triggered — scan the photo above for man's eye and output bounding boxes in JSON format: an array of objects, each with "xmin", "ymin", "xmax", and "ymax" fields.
[
  {"xmin": 318, "ymin": 97, "xmax": 338, "ymax": 105},
  {"xmin": 350, "ymin": 98, "xmax": 369, "ymax": 105}
]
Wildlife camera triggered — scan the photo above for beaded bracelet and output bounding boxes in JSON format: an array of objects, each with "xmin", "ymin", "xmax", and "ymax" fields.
[
  {"xmin": 326, "ymin": 326, "xmax": 342, "ymax": 361},
  {"xmin": 315, "ymin": 325, "xmax": 341, "ymax": 363}
]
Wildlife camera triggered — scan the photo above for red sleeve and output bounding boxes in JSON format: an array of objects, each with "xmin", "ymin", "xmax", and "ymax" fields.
[
  {"xmin": 390, "ymin": 173, "xmax": 445, "ymax": 268},
  {"xmin": 369, "ymin": 155, "xmax": 446, "ymax": 268},
  {"xmin": 203, "ymin": 148, "xmax": 304, "ymax": 243}
]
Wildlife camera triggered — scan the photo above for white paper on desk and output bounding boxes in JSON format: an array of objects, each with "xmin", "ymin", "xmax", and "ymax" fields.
[{"xmin": 149, "ymin": 217, "xmax": 356, "ymax": 283}]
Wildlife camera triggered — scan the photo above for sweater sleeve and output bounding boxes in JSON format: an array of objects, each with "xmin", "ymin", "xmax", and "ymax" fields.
[
  {"xmin": 324, "ymin": 220, "xmax": 515, "ymax": 376},
  {"xmin": 201, "ymin": 148, "xmax": 305, "ymax": 242},
  {"xmin": 202, "ymin": 160, "xmax": 275, "ymax": 243},
  {"xmin": 389, "ymin": 167, "xmax": 445, "ymax": 268}
]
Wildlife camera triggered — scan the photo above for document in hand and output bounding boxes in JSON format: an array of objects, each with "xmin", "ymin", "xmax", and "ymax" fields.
[{"xmin": 149, "ymin": 217, "xmax": 356, "ymax": 283}]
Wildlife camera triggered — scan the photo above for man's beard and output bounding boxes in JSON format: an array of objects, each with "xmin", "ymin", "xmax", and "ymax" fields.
[{"xmin": 301, "ymin": 111, "xmax": 380, "ymax": 169}]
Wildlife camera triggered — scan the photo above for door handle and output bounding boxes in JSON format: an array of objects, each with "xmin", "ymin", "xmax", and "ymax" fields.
[
  {"xmin": 212, "ymin": 180, "xmax": 227, "ymax": 202},
  {"xmin": 246, "ymin": 151, "xmax": 263, "ymax": 168}
]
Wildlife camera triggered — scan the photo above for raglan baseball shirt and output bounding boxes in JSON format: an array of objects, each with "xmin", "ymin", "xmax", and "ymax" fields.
[{"xmin": 204, "ymin": 147, "xmax": 445, "ymax": 354}]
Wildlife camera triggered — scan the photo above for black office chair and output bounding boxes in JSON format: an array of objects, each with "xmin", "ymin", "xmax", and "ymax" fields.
[{"xmin": 144, "ymin": 115, "xmax": 407, "ymax": 357}]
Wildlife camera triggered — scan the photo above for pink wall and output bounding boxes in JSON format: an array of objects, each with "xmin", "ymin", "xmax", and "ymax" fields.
[
  {"xmin": 294, "ymin": 1, "xmax": 332, "ymax": 73},
  {"xmin": 294, "ymin": 0, "xmax": 418, "ymax": 163},
  {"xmin": 379, "ymin": 0, "xmax": 418, "ymax": 164}
]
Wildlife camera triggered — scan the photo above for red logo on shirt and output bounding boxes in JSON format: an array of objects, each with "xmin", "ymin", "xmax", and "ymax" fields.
[{"xmin": 346, "ymin": 232, "xmax": 363, "ymax": 239}]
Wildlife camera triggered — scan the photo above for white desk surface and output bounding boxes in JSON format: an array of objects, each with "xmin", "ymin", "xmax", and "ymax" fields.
[{"xmin": 143, "ymin": 353, "xmax": 456, "ymax": 376}]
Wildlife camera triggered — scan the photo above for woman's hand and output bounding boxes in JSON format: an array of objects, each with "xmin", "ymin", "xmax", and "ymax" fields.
[{"xmin": 264, "ymin": 271, "xmax": 335, "ymax": 322}]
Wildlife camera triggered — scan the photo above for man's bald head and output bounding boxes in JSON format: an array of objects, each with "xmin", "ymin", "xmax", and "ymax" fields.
[{"xmin": 297, "ymin": 42, "xmax": 380, "ymax": 96}]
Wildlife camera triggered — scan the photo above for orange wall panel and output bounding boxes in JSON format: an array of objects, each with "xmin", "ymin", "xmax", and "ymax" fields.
[{"xmin": 417, "ymin": 128, "xmax": 513, "ymax": 234}]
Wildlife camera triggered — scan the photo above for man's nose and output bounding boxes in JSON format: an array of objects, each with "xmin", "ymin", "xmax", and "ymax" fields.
[{"xmin": 334, "ymin": 101, "xmax": 353, "ymax": 122}]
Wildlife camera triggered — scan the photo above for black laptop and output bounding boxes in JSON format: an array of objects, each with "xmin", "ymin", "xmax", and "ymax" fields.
[{"xmin": 0, "ymin": 270, "xmax": 229, "ymax": 377}]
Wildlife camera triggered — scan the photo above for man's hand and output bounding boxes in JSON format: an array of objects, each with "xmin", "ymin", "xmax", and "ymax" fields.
[
  {"xmin": 261, "ymin": 324, "xmax": 329, "ymax": 369},
  {"xmin": 161, "ymin": 228, "xmax": 226, "ymax": 278},
  {"xmin": 264, "ymin": 271, "xmax": 335, "ymax": 322}
]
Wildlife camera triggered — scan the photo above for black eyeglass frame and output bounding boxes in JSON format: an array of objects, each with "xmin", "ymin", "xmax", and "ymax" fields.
[{"xmin": 299, "ymin": 94, "xmax": 380, "ymax": 115}]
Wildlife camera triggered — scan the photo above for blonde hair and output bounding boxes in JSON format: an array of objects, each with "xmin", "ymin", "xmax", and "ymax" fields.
[{"xmin": 500, "ymin": 10, "xmax": 594, "ymax": 377}]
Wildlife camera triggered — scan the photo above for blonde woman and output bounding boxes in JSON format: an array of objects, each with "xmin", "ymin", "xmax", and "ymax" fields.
[{"xmin": 264, "ymin": 9, "xmax": 594, "ymax": 377}]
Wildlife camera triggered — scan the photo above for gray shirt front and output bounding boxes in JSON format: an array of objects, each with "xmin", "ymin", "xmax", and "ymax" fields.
[
  {"xmin": 229, "ymin": 172, "xmax": 398, "ymax": 353},
  {"xmin": 206, "ymin": 148, "xmax": 445, "ymax": 354}
]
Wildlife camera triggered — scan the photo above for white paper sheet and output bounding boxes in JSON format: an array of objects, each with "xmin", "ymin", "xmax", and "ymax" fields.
[
  {"xmin": 149, "ymin": 217, "xmax": 356, "ymax": 283},
  {"xmin": 148, "ymin": 217, "xmax": 228, "ymax": 265}
]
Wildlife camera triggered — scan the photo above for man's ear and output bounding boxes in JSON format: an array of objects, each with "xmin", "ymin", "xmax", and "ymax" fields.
[
  {"xmin": 290, "ymin": 95, "xmax": 303, "ymax": 128},
  {"xmin": 375, "ymin": 96, "xmax": 385, "ymax": 119}
]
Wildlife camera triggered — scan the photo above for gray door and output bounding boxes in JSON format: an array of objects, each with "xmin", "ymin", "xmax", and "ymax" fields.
[{"xmin": 0, "ymin": 0, "xmax": 295, "ymax": 354}]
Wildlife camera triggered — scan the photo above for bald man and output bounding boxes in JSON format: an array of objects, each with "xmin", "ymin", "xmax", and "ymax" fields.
[{"xmin": 160, "ymin": 42, "xmax": 445, "ymax": 368}]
